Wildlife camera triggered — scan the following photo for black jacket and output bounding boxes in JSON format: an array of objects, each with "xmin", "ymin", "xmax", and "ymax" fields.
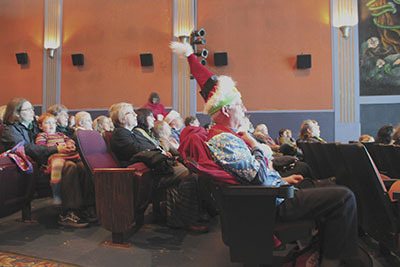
[
  {"xmin": 110, "ymin": 127, "xmax": 158, "ymax": 166},
  {"xmin": 1, "ymin": 122, "xmax": 57, "ymax": 165}
]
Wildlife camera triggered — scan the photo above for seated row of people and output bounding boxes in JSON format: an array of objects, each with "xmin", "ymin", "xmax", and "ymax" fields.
[{"xmin": 1, "ymin": 99, "xmax": 95, "ymax": 228}]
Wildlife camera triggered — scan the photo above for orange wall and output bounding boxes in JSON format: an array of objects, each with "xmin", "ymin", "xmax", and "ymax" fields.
[
  {"xmin": 0, "ymin": 0, "xmax": 43, "ymax": 106},
  {"xmin": 62, "ymin": 0, "xmax": 172, "ymax": 109},
  {"xmin": 198, "ymin": 0, "xmax": 332, "ymax": 111},
  {"xmin": 0, "ymin": 1, "xmax": 332, "ymax": 111}
]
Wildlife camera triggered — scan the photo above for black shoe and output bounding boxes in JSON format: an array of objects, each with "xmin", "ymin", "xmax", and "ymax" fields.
[
  {"xmin": 58, "ymin": 211, "xmax": 89, "ymax": 228},
  {"xmin": 80, "ymin": 208, "xmax": 98, "ymax": 223}
]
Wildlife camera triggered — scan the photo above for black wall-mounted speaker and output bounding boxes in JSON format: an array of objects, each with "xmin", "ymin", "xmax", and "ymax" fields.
[
  {"xmin": 71, "ymin": 54, "xmax": 84, "ymax": 66},
  {"xmin": 16, "ymin": 52, "xmax": 28, "ymax": 65},
  {"xmin": 214, "ymin": 52, "xmax": 228, "ymax": 66},
  {"xmin": 296, "ymin": 54, "xmax": 312, "ymax": 69},
  {"xmin": 140, "ymin": 53, "xmax": 153, "ymax": 67}
]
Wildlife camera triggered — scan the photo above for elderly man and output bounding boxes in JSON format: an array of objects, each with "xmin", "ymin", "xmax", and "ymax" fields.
[
  {"xmin": 164, "ymin": 110, "xmax": 184, "ymax": 143},
  {"xmin": 171, "ymin": 42, "xmax": 358, "ymax": 267}
]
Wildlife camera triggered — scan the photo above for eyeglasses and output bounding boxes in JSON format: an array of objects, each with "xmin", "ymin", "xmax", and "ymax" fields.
[
  {"xmin": 125, "ymin": 111, "xmax": 136, "ymax": 116},
  {"xmin": 20, "ymin": 107, "xmax": 34, "ymax": 112}
]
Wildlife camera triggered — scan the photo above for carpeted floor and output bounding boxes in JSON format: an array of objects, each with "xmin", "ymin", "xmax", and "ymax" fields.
[
  {"xmin": 1, "ymin": 198, "xmax": 400, "ymax": 267},
  {"xmin": 0, "ymin": 250, "xmax": 79, "ymax": 267}
]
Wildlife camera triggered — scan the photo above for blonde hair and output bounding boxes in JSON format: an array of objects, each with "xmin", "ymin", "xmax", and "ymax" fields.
[
  {"xmin": 93, "ymin": 115, "xmax": 113, "ymax": 133},
  {"xmin": 153, "ymin": 120, "xmax": 171, "ymax": 138},
  {"xmin": 75, "ymin": 111, "xmax": 92, "ymax": 128},
  {"xmin": 359, "ymin": 134, "xmax": 375, "ymax": 143}
]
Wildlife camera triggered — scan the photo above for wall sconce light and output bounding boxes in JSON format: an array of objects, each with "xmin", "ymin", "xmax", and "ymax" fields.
[
  {"xmin": 44, "ymin": 37, "xmax": 60, "ymax": 59},
  {"xmin": 332, "ymin": 0, "xmax": 358, "ymax": 39},
  {"xmin": 47, "ymin": 48, "xmax": 56, "ymax": 59},
  {"xmin": 178, "ymin": 35, "xmax": 190, "ymax": 43}
]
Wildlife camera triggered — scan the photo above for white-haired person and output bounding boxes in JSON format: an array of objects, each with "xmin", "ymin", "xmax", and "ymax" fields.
[
  {"xmin": 164, "ymin": 110, "xmax": 184, "ymax": 143},
  {"xmin": 253, "ymin": 123, "xmax": 280, "ymax": 152},
  {"xmin": 109, "ymin": 103, "xmax": 208, "ymax": 233},
  {"xmin": 93, "ymin": 115, "xmax": 114, "ymax": 136},
  {"xmin": 171, "ymin": 41, "xmax": 358, "ymax": 267},
  {"xmin": 153, "ymin": 120, "xmax": 180, "ymax": 155},
  {"xmin": 74, "ymin": 111, "xmax": 93, "ymax": 131},
  {"xmin": 1, "ymin": 98, "xmax": 94, "ymax": 228}
]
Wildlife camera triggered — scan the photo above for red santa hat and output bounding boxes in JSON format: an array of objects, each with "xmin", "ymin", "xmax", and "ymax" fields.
[{"xmin": 170, "ymin": 42, "xmax": 241, "ymax": 115}]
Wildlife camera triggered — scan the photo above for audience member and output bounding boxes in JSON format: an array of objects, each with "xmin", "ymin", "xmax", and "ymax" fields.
[
  {"xmin": 297, "ymin": 119, "xmax": 326, "ymax": 144},
  {"xmin": 375, "ymin": 125, "xmax": 394, "ymax": 144},
  {"xmin": 392, "ymin": 127, "xmax": 400, "ymax": 145},
  {"xmin": 184, "ymin": 116, "xmax": 200, "ymax": 127},
  {"xmin": 74, "ymin": 111, "xmax": 93, "ymax": 131},
  {"xmin": 171, "ymin": 41, "xmax": 358, "ymax": 267},
  {"xmin": 164, "ymin": 110, "xmax": 184, "ymax": 143},
  {"xmin": 142, "ymin": 92, "xmax": 167, "ymax": 121},
  {"xmin": 359, "ymin": 134, "xmax": 375, "ymax": 143},
  {"xmin": 35, "ymin": 113, "xmax": 80, "ymax": 205},
  {"xmin": 47, "ymin": 104, "xmax": 74, "ymax": 138},
  {"xmin": 153, "ymin": 120, "xmax": 179, "ymax": 154},
  {"xmin": 1, "ymin": 98, "xmax": 94, "ymax": 228},
  {"xmin": 93, "ymin": 115, "xmax": 113, "ymax": 136},
  {"xmin": 0, "ymin": 105, "xmax": 6, "ymax": 123},
  {"xmin": 68, "ymin": 115, "xmax": 76, "ymax": 129},
  {"xmin": 109, "ymin": 104, "xmax": 207, "ymax": 233},
  {"xmin": 253, "ymin": 124, "xmax": 280, "ymax": 152},
  {"xmin": 278, "ymin": 128, "xmax": 296, "ymax": 147}
]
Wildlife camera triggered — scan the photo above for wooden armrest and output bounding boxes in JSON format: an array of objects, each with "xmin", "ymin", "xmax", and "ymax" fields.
[
  {"xmin": 221, "ymin": 184, "xmax": 294, "ymax": 198},
  {"xmin": 93, "ymin": 168, "xmax": 136, "ymax": 173}
]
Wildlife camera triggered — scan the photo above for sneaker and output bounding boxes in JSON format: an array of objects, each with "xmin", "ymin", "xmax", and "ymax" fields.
[
  {"xmin": 53, "ymin": 196, "xmax": 62, "ymax": 206},
  {"xmin": 58, "ymin": 211, "xmax": 89, "ymax": 228}
]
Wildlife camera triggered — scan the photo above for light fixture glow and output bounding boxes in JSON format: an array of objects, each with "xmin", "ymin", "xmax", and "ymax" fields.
[{"xmin": 332, "ymin": 0, "xmax": 358, "ymax": 39}]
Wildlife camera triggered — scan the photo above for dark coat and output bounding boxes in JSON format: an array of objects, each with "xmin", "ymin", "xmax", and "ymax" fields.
[
  {"xmin": 1, "ymin": 122, "xmax": 57, "ymax": 164},
  {"xmin": 110, "ymin": 126, "xmax": 158, "ymax": 166}
]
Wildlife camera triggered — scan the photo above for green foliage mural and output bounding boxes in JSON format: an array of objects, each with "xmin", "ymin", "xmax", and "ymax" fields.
[{"xmin": 360, "ymin": 0, "xmax": 400, "ymax": 95}]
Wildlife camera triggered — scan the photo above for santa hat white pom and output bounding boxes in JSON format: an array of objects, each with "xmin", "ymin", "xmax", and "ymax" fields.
[
  {"xmin": 170, "ymin": 41, "xmax": 241, "ymax": 115},
  {"xmin": 170, "ymin": 42, "xmax": 193, "ymax": 57}
]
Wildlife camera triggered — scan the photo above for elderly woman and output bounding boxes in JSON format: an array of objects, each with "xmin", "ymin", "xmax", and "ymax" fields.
[
  {"xmin": 296, "ymin": 119, "xmax": 326, "ymax": 145},
  {"xmin": 1, "ymin": 98, "xmax": 94, "ymax": 228},
  {"xmin": 93, "ymin": 115, "xmax": 114, "ymax": 136},
  {"xmin": 47, "ymin": 104, "xmax": 74, "ymax": 138},
  {"xmin": 109, "ymin": 104, "xmax": 207, "ymax": 233}
]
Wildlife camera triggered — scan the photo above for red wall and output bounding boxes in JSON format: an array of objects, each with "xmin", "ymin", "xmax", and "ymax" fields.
[{"xmin": 0, "ymin": 0, "xmax": 43, "ymax": 106}]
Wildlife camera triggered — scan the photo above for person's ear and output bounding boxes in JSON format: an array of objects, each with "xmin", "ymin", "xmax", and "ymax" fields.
[{"xmin": 221, "ymin": 106, "xmax": 230, "ymax": 117}]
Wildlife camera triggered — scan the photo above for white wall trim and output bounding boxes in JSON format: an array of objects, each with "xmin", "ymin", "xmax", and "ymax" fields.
[{"xmin": 360, "ymin": 96, "xmax": 400, "ymax": 105}]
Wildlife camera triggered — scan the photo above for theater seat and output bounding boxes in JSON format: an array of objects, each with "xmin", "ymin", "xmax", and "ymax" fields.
[
  {"xmin": 182, "ymin": 132, "xmax": 316, "ymax": 266},
  {"xmin": 76, "ymin": 130, "xmax": 152, "ymax": 245}
]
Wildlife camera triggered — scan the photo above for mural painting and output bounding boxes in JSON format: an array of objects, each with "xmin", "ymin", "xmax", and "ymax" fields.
[{"xmin": 359, "ymin": 0, "xmax": 400, "ymax": 95}]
